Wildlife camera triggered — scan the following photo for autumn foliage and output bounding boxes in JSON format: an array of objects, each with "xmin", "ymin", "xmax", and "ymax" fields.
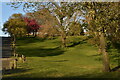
[{"xmin": 24, "ymin": 17, "xmax": 41, "ymax": 36}]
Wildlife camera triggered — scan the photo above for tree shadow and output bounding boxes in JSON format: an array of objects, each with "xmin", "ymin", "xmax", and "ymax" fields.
[
  {"xmin": 2, "ymin": 77, "xmax": 112, "ymax": 80},
  {"xmin": 2, "ymin": 68, "xmax": 32, "ymax": 75},
  {"xmin": 16, "ymin": 37, "xmax": 46, "ymax": 46},
  {"xmin": 17, "ymin": 47, "xmax": 65, "ymax": 57},
  {"xmin": 109, "ymin": 42, "xmax": 120, "ymax": 72},
  {"xmin": 67, "ymin": 40, "xmax": 86, "ymax": 47},
  {"xmin": 111, "ymin": 65, "xmax": 120, "ymax": 72},
  {"xmin": 2, "ymin": 71, "xmax": 120, "ymax": 80},
  {"xmin": 116, "ymin": 47, "xmax": 120, "ymax": 70}
]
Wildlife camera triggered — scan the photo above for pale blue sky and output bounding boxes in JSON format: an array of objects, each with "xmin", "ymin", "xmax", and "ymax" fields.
[{"xmin": 0, "ymin": 2, "xmax": 25, "ymax": 36}]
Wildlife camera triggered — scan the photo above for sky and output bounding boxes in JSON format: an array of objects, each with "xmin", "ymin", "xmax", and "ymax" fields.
[{"xmin": 0, "ymin": 2, "xmax": 25, "ymax": 36}]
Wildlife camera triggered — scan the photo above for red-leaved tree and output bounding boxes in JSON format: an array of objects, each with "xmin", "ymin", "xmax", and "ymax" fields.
[{"xmin": 24, "ymin": 17, "xmax": 41, "ymax": 37}]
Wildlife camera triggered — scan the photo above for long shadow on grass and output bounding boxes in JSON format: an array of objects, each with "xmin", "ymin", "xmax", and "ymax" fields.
[
  {"xmin": 2, "ymin": 68, "xmax": 32, "ymax": 75},
  {"xmin": 101, "ymin": 42, "xmax": 120, "ymax": 72},
  {"xmin": 17, "ymin": 47, "xmax": 65, "ymax": 57},
  {"xmin": 115, "ymin": 43, "xmax": 120, "ymax": 71},
  {"xmin": 16, "ymin": 37, "xmax": 46, "ymax": 46},
  {"xmin": 2, "ymin": 71, "xmax": 120, "ymax": 80},
  {"xmin": 67, "ymin": 40, "xmax": 86, "ymax": 47}
]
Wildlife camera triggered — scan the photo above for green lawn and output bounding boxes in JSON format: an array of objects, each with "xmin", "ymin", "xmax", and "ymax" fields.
[{"xmin": 2, "ymin": 36, "xmax": 120, "ymax": 80}]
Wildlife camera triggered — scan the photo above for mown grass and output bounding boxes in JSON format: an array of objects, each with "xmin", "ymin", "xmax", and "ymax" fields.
[{"xmin": 2, "ymin": 36, "xmax": 120, "ymax": 80}]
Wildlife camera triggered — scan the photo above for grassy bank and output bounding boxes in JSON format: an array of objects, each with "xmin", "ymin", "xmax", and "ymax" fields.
[{"xmin": 2, "ymin": 36, "xmax": 120, "ymax": 79}]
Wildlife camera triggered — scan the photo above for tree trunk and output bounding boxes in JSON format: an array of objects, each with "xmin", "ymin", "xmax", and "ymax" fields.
[
  {"xmin": 12, "ymin": 34, "xmax": 16, "ymax": 56},
  {"xmin": 28, "ymin": 33, "xmax": 30, "ymax": 37},
  {"xmin": 98, "ymin": 47, "xmax": 102, "ymax": 54},
  {"xmin": 35, "ymin": 32, "xmax": 37, "ymax": 37},
  {"xmin": 99, "ymin": 32, "xmax": 111, "ymax": 72},
  {"xmin": 33, "ymin": 31, "xmax": 35, "ymax": 37},
  {"xmin": 33, "ymin": 30, "xmax": 37, "ymax": 37},
  {"xmin": 61, "ymin": 31, "xmax": 67, "ymax": 48},
  {"xmin": 94, "ymin": 32, "xmax": 101, "ymax": 54}
]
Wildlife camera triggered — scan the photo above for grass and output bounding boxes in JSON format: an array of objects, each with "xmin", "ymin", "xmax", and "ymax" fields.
[{"xmin": 2, "ymin": 36, "xmax": 120, "ymax": 80}]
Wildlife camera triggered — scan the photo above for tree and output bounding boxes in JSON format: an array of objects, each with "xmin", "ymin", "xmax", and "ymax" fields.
[
  {"xmin": 25, "ymin": 9, "xmax": 59, "ymax": 39},
  {"xmin": 8, "ymin": 2, "xmax": 120, "ymax": 72},
  {"xmin": 9, "ymin": 2, "xmax": 83, "ymax": 47},
  {"xmin": 47, "ymin": 2, "xmax": 83, "ymax": 47},
  {"xmin": 24, "ymin": 17, "xmax": 40, "ymax": 37},
  {"xmin": 68, "ymin": 21, "xmax": 84, "ymax": 36},
  {"xmin": 38, "ymin": 21, "xmax": 59, "ymax": 39},
  {"xmin": 82, "ymin": 2, "xmax": 119, "ymax": 72},
  {"xmin": 3, "ymin": 13, "xmax": 27, "ymax": 56}
]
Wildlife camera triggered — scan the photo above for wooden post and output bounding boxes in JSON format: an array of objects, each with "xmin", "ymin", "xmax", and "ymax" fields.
[
  {"xmin": 12, "ymin": 34, "xmax": 16, "ymax": 56},
  {"xmin": 13, "ymin": 59, "xmax": 17, "ymax": 69}
]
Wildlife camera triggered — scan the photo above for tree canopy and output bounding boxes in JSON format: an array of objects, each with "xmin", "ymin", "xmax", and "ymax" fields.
[{"xmin": 3, "ymin": 13, "xmax": 27, "ymax": 37}]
